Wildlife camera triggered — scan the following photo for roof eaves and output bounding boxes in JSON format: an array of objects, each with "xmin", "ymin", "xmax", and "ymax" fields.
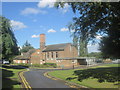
[{"xmin": 42, "ymin": 49, "xmax": 64, "ymax": 52}]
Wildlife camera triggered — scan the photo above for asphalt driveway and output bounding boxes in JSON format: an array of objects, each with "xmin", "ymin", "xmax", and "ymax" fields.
[{"xmin": 23, "ymin": 69, "xmax": 75, "ymax": 89}]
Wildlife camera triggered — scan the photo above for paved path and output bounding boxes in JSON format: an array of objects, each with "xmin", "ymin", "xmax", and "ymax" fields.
[{"xmin": 24, "ymin": 69, "xmax": 75, "ymax": 89}]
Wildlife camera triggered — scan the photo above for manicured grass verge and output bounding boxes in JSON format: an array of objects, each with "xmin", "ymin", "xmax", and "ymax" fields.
[
  {"xmin": 2, "ymin": 65, "xmax": 26, "ymax": 88},
  {"xmin": 48, "ymin": 64, "xmax": 120, "ymax": 89}
]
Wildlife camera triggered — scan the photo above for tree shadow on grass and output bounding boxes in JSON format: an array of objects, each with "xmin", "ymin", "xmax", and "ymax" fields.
[
  {"xmin": 2, "ymin": 77, "xmax": 21, "ymax": 89},
  {"xmin": 2, "ymin": 67, "xmax": 21, "ymax": 89},
  {"xmin": 66, "ymin": 67, "xmax": 120, "ymax": 84},
  {"xmin": 2, "ymin": 65, "xmax": 28, "ymax": 69}
]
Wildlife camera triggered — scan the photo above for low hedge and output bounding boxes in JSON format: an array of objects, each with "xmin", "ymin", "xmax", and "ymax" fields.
[
  {"xmin": 31, "ymin": 64, "xmax": 44, "ymax": 67},
  {"xmin": 14, "ymin": 63, "xmax": 30, "ymax": 68},
  {"xmin": 30, "ymin": 63, "xmax": 57, "ymax": 68},
  {"xmin": 13, "ymin": 63, "xmax": 57, "ymax": 68},
  {"xmin": 43, "ymin": 63, "xmax": 57, "ymax": 68}
]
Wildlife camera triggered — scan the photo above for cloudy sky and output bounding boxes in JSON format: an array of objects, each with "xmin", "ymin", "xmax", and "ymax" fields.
[{"xmin": 2, "ymin": 1, "xmax": 101, "ymax": 53}]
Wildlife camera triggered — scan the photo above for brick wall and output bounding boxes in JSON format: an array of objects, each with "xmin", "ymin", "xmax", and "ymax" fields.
[
  {"xmin": 13, "ymin": 60, "xmax": 28, "ymax": 64},
  {"xmin": 30, "ymin": 43, "xmax": 78, "ymax": 68},
  {"xmin": 41, "ymin": 44, "xmax": 78, "ymax": 67},
  {"xmin": 40, "ymin": 34, "xmax": 45, "ymax": 50},
  {"xmin": 30, "ymin": 49, "xmax": 41, "ymax": 64}
]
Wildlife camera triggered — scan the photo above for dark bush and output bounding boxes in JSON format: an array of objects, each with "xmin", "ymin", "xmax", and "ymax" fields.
[
  {"xmin": 71, "ymin": 67, "xmax": 120, "ymax": 83},
  {"xmin": 31, "ymin": 64, "xmax": 45, "ymax": 67},
  {"xmin": 30, "ymin": 63, "xmax": 57, "ymax": 68},
  {"xmin": 13, "ymin": 63, "xmax": 30, "ymax": 68},
  {"xmin": 43, "ymin": 63, "xmax": 57, "ymax": 68}
]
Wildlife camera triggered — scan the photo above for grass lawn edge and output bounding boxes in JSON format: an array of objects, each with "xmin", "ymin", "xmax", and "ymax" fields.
[
  {"xmin": 47, "ymin": 64, "xmax": 119, "ymax": 89},
  {"xmin": 18, "ymin": 69, "xmax": 29, "ymax": 88},
  {"xmin": 2, "ymin": 65, "xmax": 28, "ymax": 88},
  {"xmin": 45, "ymin": 71, "xmax": 89, "ymax": 89}
]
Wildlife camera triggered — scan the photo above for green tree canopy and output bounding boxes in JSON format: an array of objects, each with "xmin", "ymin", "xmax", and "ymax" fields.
[
  {"xmin": 55, "ymin": 2, "xmax": 120, "ymax": 58},
  {"xmin": 20, "ymin": 40, "xmax": 34, "ymax": 53},
  {"xmin": 88, "ymin": 52, "xmax": 102, "ymax": 58},
  {"xmin": 0, "ymin": 16, "xmax": 19, "ymax": 61}
]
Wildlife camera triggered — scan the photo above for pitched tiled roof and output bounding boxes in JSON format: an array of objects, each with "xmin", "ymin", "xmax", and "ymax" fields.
[
  {"xmin": 57, "ymin": 57, "xmax": 96, "ymax": 60},
  {"xmin": 14, "ymin": 55, "xmax": 29, "ymax": 60},
  {"xmin": 31, "ymin": 49, "xmax": 41, "ymax": 56},
  {"xmin": 42, "ymin": 43, "xmax": 71, "ymax": 52},
  {"xmin": 14, "ymin": 49, "xmax": 35, "ymax": 60}
]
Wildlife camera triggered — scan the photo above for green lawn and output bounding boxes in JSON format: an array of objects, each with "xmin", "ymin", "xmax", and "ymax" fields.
[
  {"xmin": 2, "ymin": 65, "xmax": 26, "ymax": 88},
  {"xmin": 48, "ymin": 64, "xmax": 120, "ymax": 89}
]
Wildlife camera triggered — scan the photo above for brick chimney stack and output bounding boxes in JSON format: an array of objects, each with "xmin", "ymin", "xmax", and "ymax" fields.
[{"xmin": 40, "ymin": 34, "xmax": 45, "ymax": 50}]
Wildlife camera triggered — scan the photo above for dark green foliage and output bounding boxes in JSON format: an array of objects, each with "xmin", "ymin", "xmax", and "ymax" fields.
[
  {"xmin": 69, "ymin": 2, "xmax": 120, "ymax": 58},
  {"xmin": 100, "ymin": 36, "xmax": 120, "ymax": 58},
  {"xmin": 2, "ymin": 65, "xmax": 25, "ymax": 88},
  {"xmin": 31, "ymin": 64, "xmax": 42, "ymax": 67},
  {"xmin": 66, "ymin": 66, "xmax": 120, "ymax": 83},
  {"xmin": 95, "ymin": 59, "xmax": 103, "ymax": 63},
  {"xmin": 20, "ymin": 46, "xmax": 33, "ymax": 53},
  {"xmin": 23, "ymin": 40, "xmax": 31, "ymax": 47},
  {"xmin": 99, "ymin": 17, "xmax": 120, "ymax": 58},
  {"xmin": 29, "ymin": 63, "xmax": 57, "ymax": 68},
  {"xmin": 20, "ymin": 40, "xmax": 34, "ymax": 53},
  {"xmin": 88, "ymin": 52, "xmax": 102, "ymax": 58},
  {"xmin": 2, "ymin": 64, "xmax": 28, "ymax": 69},
  {"xmin": 43, "ymin": 63, "xmax": 57, "ymax": 68},
  {"xmin": 0, "ymin": 16, "xmax": 19, "ymax": 61},
  {"xmin": 55, "ymin": 2, "xmax": 120, "ymax": 58},
  {"xmin": 12, "ymin": 63, "xmax": 30, "ymax": 68},
  {"xmin": 2, "ymin": 68, "xmax": 21, "ymax": 88},
  {"xmin": 2, "ymin": 68, "xmax": 14, "ymax": 77}
]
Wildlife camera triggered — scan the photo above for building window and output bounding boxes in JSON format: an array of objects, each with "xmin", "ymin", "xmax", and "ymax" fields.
[
  {"xmin": 37, "ymin": 52, "xmax": 40, "ymax": 54},
  {"xmin": 47, "ymin": 52, "xmax": 49, "ymax": 58},
  {"xmin": 45, "ymin": 53, "xmax": 46, "ymax": 59},
  {"xmin": 18, "ymin": 61, "xmax": 20, "ymax": 63},
  {"xmin": 56, "ymin": 52, "xmax": 58, "ymax": 58},
  {"xmin": 54, "ymin": 52, "xmax": 56, "ymax": 60},
  {"xmin": 23, "ymin": 60, "xmax": 25, "ymax": 63},
  {"xmin": 51, "ymin": 52, "xmax": 53, "ymax": 58},
  {"xmin": 21, "ymin": 53, "xmax": 23, "ymax": 56}
]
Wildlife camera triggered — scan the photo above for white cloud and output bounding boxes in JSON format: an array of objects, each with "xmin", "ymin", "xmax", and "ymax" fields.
[
  {"xmin": 37, "ymin": 0, "xmax": 70, "ymax": 13},
  {"xmin": 37, "ymin": 0, "xmax": 56, "ymax": 8},
  {"xmin": 47, "ymin": 29, "xmax": 56, "ymax": 33},
  {"xmin": 21, "ymin": 8, "xmax": 47, "ymax": 15},
  {"xmin": 10, "ymin": 20, "xmax": 27, "ymax": 30},
  {"xmin": 31, "ymin": 35, "xmax": 39, "ymax": 38},
  {"xmin": 95, "ymin": 35, "xmax": 102, "ymax": 40},
  {"xmin": 59, "ymin": 3, "xmax": 70, "ymax": 13},
  {"xmin": 61, "ymin": 28, "xmax": 69, "ymax": 32}
]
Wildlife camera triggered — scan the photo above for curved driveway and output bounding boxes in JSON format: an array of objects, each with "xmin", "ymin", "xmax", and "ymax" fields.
[{"xmin": 24, "ymin": 69, "xmax": 75, "ymax": 89}]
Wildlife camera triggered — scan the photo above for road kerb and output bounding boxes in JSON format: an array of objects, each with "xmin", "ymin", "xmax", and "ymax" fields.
[
  {"xmin": 19, "ymin": 71, "xmax": 28, "ymax": 89},
  {"xmin": 19, "ymin": 70, "xmax": 32, "ymax": 90},
  {"xmin": 44, "ymin": 71, "xmax": 89, "ymax": 90}
]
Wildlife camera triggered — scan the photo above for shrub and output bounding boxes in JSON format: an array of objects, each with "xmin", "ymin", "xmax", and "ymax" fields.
[
  {"xmin": 73, "ymin": 67, "xmax": 120, "ymax": 83},
  {"xmin": 30, "ymin": 64, "xmax": 54, "ymax": 68},
  {"xmin": 43, "ymin": 63, "xmax": 57, "ymax": 68},
  {"xmin": 32, "ymin": 64, "xmax": 43, "ymax": 67}
]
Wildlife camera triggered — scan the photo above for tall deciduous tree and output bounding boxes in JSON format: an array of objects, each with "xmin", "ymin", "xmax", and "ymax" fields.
[
  {"xmin": 0, "ymin": 16, "xmax": 19, "ymax": 61},
  {"xmin": 99, "ymin": 17, "xmax": 120, "ymax": 58},
  {"xmin": 55, "ymin": 2, "xmax": 120, "ymax": 58}
]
